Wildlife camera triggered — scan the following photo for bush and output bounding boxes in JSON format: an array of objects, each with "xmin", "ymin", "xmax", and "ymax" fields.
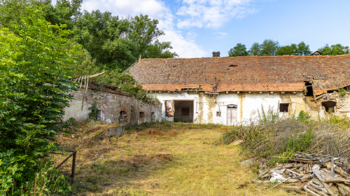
[{"xmin": 0, "ymin": 7, "xmax": 83, "ymax": 194}]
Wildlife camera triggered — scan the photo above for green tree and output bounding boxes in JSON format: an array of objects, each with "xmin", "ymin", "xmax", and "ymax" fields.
[
  {"xmin": 128, "ymin": 15, "xmax": 177, "ymax": 58},
  {"xmin": 0, "ymin": 0, "xmax": 82, "ymax": 29},
  {"xmin": 249, "ymin": 42, "xmax": 261, "ymax": 56},
  {"xmin": 228, "ymin": 43, "xmax": 248, "ymax": 57},
  {"xmin": 142, "ymin": 40, "xmax": 178, "ymax": 58},
  {"xmin": 0, "ymin": 7, "xmax": 84, "ymax": 194},
  {"xmin": 318, "ymin": 44, "xmax": 349, "ymax": 55},
  {"xmin": 38, "ymin": 0, "xmax": 83, "ymax": 29},
  {"xmin": 296, "ymin": 42, "xmax": 311, "ymax": 55},
  {"xmin": 275, "ymin": 42, "xmax": 311, "ymax": 56},
  {"xmin": 72, "ymin": 10, "xmax": 138, "ymax": 71},
  {"xmin": 276, "ymin": 44, "xmax": 298, "ymax": 55},
  {"xmin": 260, "ymin": 39, "xmax": 279, "ymax": 56}
]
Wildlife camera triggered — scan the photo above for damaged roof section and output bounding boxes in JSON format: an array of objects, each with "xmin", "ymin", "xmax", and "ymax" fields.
[{"xmin": 129, "ymin": 55, "xmax": 350, "ymax": 93}]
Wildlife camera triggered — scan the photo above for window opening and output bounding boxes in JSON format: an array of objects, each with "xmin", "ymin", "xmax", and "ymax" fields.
[
  {"xmin": 96, "ymin": 110, "xmax": 102, "ymax": 120},
  {"xmin": 280, "ymin": 103, "xmax": 289, "ymax": 112},
  {"xmin": 216, "ymin": 111, "xmax": 221, "ymax": 117},
  {"xmin": 322, "ymin": 101, "xmax": 336, "ymax": 113},
  {"xmin": 119, "ymin": 111, "xmax": 127, "ymax": 120},
  {"xmin": 181, "ymin": 108, "xmax": 190, "ymax": 116},
  {"xmin": 304, "ymin": 81, "xmax": 313, "ymax": 96},
  {"xmin": 227, "ymin": 104, "xmax": 237, "ymax": 108},
  {"xmin": 139, "ymin": 112, "xmax": 145, "ymax": 118}
]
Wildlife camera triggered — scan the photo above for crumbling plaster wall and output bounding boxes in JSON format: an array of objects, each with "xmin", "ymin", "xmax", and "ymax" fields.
[
  {"xmin": 63, "ymin": 89, "xmax": 162, "ymax": 125},
  {"xmin": 316, "ymin": 92, "xmax": 350, "ymax": 118},
  {"xmin": 153, "ymin": 92, "xmax": 346, "ymax": 125}
]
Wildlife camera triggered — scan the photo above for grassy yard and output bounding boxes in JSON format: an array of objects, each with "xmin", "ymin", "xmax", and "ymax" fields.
[{"xmin": 54, "ymin": 122, "xmax": 293, "ymax": 195}]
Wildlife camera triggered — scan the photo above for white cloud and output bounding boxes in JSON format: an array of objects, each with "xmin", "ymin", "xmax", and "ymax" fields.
[
  {"xmin": 82, "ymin": 0, "xmax": 167, "ymax": 17},
  {"xmin": 176, "ymin": 0, "xmax": 256, "ymax": 28},
  {"xmin": 214, "ymin": 31, "xmax": 227, "ymax": 39},
  {"xmin": 159, "ymin": 30, "xmax": 208, "ymax": 57},
  {"xmin": 81, "ymin": 0, "xmax": 207, "ymax": 58}
]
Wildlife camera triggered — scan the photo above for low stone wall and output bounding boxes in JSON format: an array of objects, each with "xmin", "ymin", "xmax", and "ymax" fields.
[{"xmin": 63, "ymin": 88, "xmax": 162, "ymax": 125}]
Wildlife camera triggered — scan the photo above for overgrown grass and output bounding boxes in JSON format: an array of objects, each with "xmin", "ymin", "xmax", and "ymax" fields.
[
  {"xmin": 125, "ymin": 121, "xmax": 229, "ymax": 133},
  {"xmin": 221, "ymin": 109, "xmax": 350, "ymax": 165},
  {"xmin": 52, "ymin": 121, "xmax": 290, "ymax": 195}
]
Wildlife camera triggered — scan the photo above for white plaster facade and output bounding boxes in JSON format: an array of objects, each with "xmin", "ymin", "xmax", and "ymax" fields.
[{"xmin": 153, "ymin": 92, "xmax": 337, "ymax": 125}]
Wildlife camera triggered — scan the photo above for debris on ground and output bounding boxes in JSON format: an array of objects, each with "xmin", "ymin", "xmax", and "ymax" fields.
[
  {"xmin": 232, "ymin": 140, "xmax": 244, "ymax": 146},
  {"xmin": 246, "ymin": 152, "xmax": 350, "ymax": 195}
]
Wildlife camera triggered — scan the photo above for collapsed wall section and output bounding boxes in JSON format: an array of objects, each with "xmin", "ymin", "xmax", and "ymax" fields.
[{"xmin": 63, "ymin": 88, "xmax": 162, "ymax": 125}]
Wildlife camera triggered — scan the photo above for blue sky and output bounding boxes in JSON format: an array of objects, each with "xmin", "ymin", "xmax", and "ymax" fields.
[{"xmin": 80, "ymin": 0, "xmax": 350, "ymax": 58}]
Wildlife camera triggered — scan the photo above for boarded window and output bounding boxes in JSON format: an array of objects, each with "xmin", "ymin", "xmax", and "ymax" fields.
[
  {"xmin": 217, "ymin": 111, "xmax": 221, "ymax": 117},
  {"xmin": 280, "ymin": 103, "xmax": 289, "ymax": 112},
  {"xmin": 181, "ymin": 108, "xmax": 190, "ymax": 116},
  {"xmin": 140, "ymin": 112, "xmax": 145, "ymax": 118}
]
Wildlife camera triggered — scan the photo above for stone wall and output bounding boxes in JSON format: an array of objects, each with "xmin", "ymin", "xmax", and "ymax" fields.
[{"xmin": 63, "ymin": 88, "xmax": 162, "ymax": 125}]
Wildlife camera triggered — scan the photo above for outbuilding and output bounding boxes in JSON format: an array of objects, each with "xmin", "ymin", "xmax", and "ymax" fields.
[{"xmin": 128, "ymin": 52, "xmax": 350, "ymax": 125}]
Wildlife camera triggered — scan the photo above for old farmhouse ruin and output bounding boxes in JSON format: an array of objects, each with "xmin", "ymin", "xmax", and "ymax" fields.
[
  {"xmin": 128, "ymin": 53, "xmax": 350, "ymax": 125},
  {"xmin": 63, "ymin": 85, "xmax": 162, "ymax": 125}
]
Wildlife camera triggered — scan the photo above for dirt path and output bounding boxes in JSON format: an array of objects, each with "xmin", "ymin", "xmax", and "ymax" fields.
[{"xmin": 55, "ymin": 122, "xmax": 293, "ymax": 195}]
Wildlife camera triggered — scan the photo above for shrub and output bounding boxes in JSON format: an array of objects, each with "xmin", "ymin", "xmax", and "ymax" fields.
[
  {"xmin": 0, "ymin": 7, "xmax": 83, "ymax": 194},
  {"xmin": 338, "ymin": 88, "xmax": 347, "ymax": 96}
]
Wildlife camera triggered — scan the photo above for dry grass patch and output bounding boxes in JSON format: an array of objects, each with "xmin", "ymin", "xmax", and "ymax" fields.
[{"xmin": 53, "ymin": 122, "xmax": 292, "ymax": 195}]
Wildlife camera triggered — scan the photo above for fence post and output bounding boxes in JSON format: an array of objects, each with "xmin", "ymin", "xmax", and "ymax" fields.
[{"xmin": 71, "ymin": 151, "xmax": 77, "ymax": 182}]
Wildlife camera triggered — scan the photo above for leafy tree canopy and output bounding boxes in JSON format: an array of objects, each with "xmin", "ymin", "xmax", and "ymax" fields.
[
  {"xmin": 228, "ymin": 43, "xmax": 248, "ymax": 57},
  {"xmin": 248, "ymin": 40, "xmax": 279, "ymax": 56},
  {"xmin": 318, "ymin": 44, "xmax": 350, "ymax": 55},
  {"xmin": 260, "ymin": 39, "xmax": 279, "ymax": 56},
  {"xmin": 0, "ymin": 0, "xmax": 82, "ymax": 29},
  {"xmin": 249, "ymin": 43, "xmax": 261, "ymax": 56},
  {"xmin": 0, "ymin": 7, "xmax": 84, "ymax": 193},
  {"xmin": 276, "ymin": 42, "xmax": 311, "ymax": 56},
  {"xmin": 142, "ymin": 40, "xmax": 178, "ymax": 58},
  {"xmin": 72, "ymin": 10, "xmax": 138, "ymax": 71},
  {"xmin": 0, "ymin": 0, "xmax": 177, "ymax": 73}
]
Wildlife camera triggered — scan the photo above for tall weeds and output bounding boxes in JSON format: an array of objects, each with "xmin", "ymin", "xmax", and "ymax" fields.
[{"xmin": 222, "ymin": 107, "xmax": 350, "ymax": 160}]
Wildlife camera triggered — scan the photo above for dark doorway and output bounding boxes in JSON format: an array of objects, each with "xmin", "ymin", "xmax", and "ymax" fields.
[
  {"xmin": 174, "ymin": 100, "xmax": 194, "ymax": 122},
  {"xmin": 322, "ymin": 101, "xmax": 336, "ymax": 113},
  {"xmin": 304, "ymin": 81, "xmax": 314, "ymax": 96}
]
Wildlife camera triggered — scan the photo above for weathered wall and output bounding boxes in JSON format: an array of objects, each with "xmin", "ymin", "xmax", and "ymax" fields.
[
  {"xmin": 63, "ymin": 89, "xmax": 162, "ymax": 125},
  {"xmin": 153, "ymin": 92, "xmax": 350, "ymax": 125}
]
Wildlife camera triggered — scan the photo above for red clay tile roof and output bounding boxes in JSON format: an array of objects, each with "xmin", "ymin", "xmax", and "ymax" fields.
[{"xmin": 128, "ymin": 55, "xmax": 350, "ymax": 94}]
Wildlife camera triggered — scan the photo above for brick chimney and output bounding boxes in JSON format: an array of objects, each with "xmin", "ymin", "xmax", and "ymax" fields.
[{"xmin": 212, "ymin": 51, "xmax": 220, "ymax": 57}]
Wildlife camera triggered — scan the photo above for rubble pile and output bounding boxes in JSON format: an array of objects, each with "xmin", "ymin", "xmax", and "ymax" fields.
[{"xmin": 256, "ymin": 153, "xmax": 350, "ymax": 195}]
